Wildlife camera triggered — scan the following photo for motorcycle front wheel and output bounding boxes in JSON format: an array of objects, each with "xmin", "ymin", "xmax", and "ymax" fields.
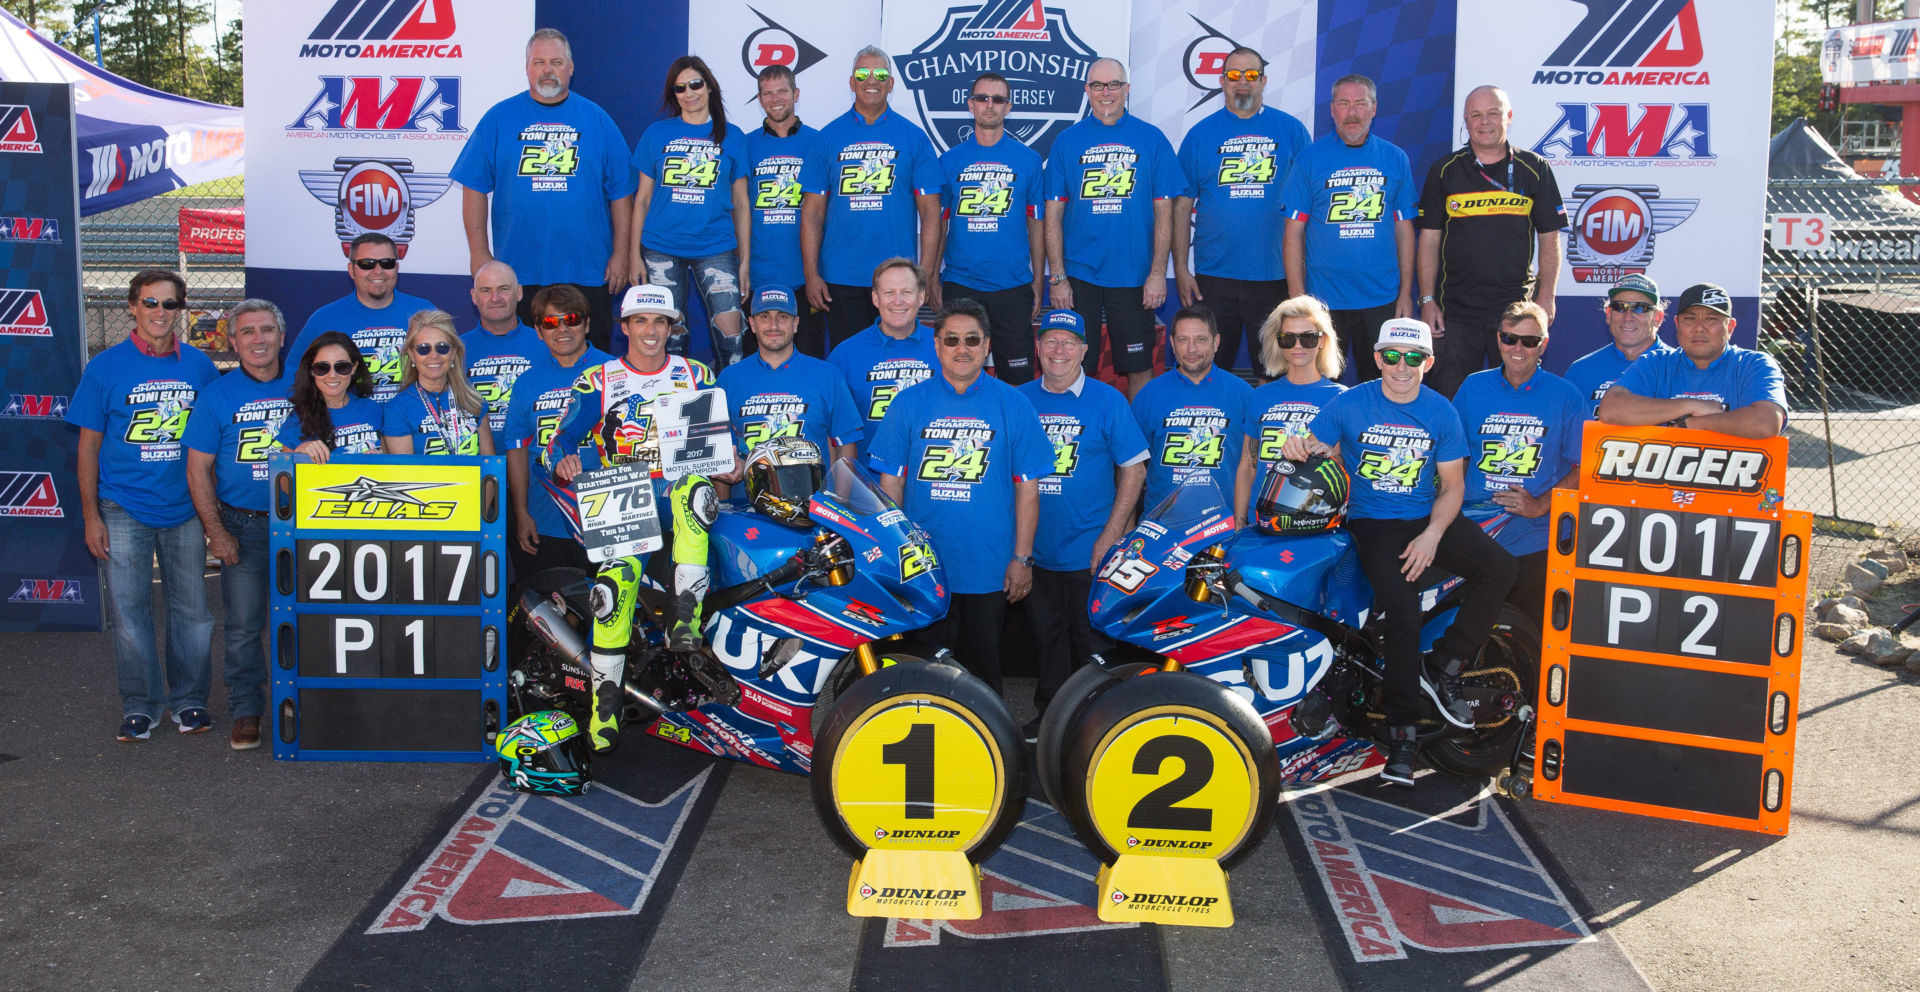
[
  {"xmin": 808, "ymin": 639, "xmax": 960, "ymax": 738},
  {"xmin": 1423, "ymin": 603, "xmax": 1541, "ymax": 779}
]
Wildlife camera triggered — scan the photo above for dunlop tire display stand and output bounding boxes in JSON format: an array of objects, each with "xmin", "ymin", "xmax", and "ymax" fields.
[
  {"xmin": 1535, "ymin": 424, "xmax": 1807, "ymax": 834},
  {"xmin": 269, "ymin": 453, "xmax": 508, "ymax": 762}
]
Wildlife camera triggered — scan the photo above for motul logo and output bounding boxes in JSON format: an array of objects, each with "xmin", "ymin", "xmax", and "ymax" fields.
[
  {"xmin": 0, "ymin": 105, "xmax": 42, "ymax": 154},
  {"xmin": 1592, "ymin": 439, "xmax": 1767, "ymax": 494},
  {"xmin": 0, "ymin": 471, "xmax": 62, "ymax": 517},
  {"xmin": 0, "ymin": 289, "xmax": 50, "ymax": 337}
]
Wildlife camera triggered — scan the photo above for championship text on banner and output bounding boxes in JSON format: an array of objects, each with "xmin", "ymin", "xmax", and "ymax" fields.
[
  {"xmin": 269, "ymin": 452, "xmax": 509, "ymax": 762},
  {"xmin": 1534, "ymin": 423, "xmax": 1808, "ymax": 834},
  {"xmin": 0, "ymin": 81, "xmax": 94, "ymax": 632}
]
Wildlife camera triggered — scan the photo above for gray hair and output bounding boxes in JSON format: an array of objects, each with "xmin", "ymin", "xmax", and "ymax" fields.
[
  {"xmin": 227, "ymin": 298, "xmax": 286, "ymax": 334},
  {"xmin": 1331, "ymin": 73, "xmax": 1376, "ymax": 103},
  {"xmin": 1089, "ymin": 56, "xmax": 1127, "ymax": 83},
  {"xmin": 852, "ymin": 45, "xmax": 892, "ymax": 73},
  {"xmin": 527, "ymin": 28, "xmax": 571, "ymax": 60}
]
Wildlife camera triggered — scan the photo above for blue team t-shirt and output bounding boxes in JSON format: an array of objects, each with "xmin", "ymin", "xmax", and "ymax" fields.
[
  {"xmin": 1563, "ymin": 338, "xmax": 1678, "ymax": 419},
  {"xmin": 717, "ymin": 349, "xmax": 864, "ymax": 458},
  {"xmin": 463, "ymin": 322, "xmax": 542, "ymax": 436},
  {"xmin": 827, "ymin": 322, "xmax": 941, "ymax": 465},
  {"xmin": 383, "ymin": 384, "xmax": 486, "ymax": 455},
  {"xmin": 1178, "ymin": 106, "xmax": 1311, "ymax": 282},
  {"xmin": 801, "ymin": 107, "xmax": 944, "ymax": 286},
  {"xmin": 67, "ymin": 339, "xmax": 220, "ymax": 528},
  {"xmin": 1452, "ymin": 368, "xmax": 1586, "ymax": 555},
  {"xmin": 275, "ymin": 395, "xmax": 385, "ymax": 456},
  {"xmin": 1279, "ymin": 133, "xmax": 1418, "ymax": 309},
  {"xmin": 744, "ymin": 122, "xmax": 821, "ymax": 293},
  {"xmin": 1243, "ymin": 376, "xmax": 1346, "ymax": 517},
  {"xmin": 1309, "ymin": 382, "xmax": 1468, "ymax": 520},
  {"xmin": 1613, "ymin": 345, "xmax": 1789, "ymax": 424},
  {"xmin": 181, "ymin": 367, "xmax": 295, "ymax": 513},
  {"xmin": 869, "ymin": 373, "xmax": 1054, "ymax": 594},
  {"xmin": 285, "ymin": 291, "xmax": 434, "ymax": 403},
  {"xmin": 1046, "ymin": 112, "xmax": 1187, "ymax": 288},
  {"xmin": 1020, "ymin": 375, "xmax": 1150, "ymax": 572},
  {"xmin": 449, "ymin": 91, "xmax": 639, "ymax": 286},
  {"xmin": 940, "ymin": 134, "xmax": 1045, "ymax": 291},
  {"xmin": 1132, "ymin": 366, "xmax": 1253, "ymax": 513},
  {"xmin": 632, "ymin": 118, "xmax": 749, "ymax": 258},
  {"xmin": 502, "ymin": 347, "xmax": 613, "ymax": 539}
]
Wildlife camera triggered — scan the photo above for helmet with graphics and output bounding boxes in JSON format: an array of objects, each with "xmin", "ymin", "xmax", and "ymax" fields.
[
  {"xmin": 495, "ymin": 710, "xmax": 591, "ymax": 796},
  {"xmin": 745, "ymin": 436, "xmax": 824, "ymax": 527},
  {"xmin": 1254, "ymin": 453, "xmax": 1350, "ymax": 536}
]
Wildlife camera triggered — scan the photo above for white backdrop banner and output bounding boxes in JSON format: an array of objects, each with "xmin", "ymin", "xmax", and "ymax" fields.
[
  {"xmin": 687, "ymin": 0, "xmax": 883, "ymax": 124},
  {"xmin": 1821, "ymin": 18, "xmax": 1920, "ymax": 86},
  {"xmin": 1463, "ymin": 0, "xmax": 1771, "ymax": 297},
  {"xmin": 1129, "ymin": 0, "xmax": 1317, "ymax": 155},
  {"xmin": 243, "ymin": 0, "xmax": 533, "ymax": 274}
]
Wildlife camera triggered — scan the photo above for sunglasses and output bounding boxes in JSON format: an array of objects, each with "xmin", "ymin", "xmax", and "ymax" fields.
[
  {"xmin": 1223, "ymin": 68, "xmax": 1265, "ymax": 81},
  {"xmin": 352, "ymin": 258, "xmax": 398, "ymax": 270},
  {"xmin": 939, "ymin": 334, "xmax": 985, "ymax": 348},
  {"xmin": 1499, "ymin": 331, "xmax": 1544, "ymax": 348},
  {"xmin": 138, "ymin": 297, "xmax": 183, "ymax": 311},
  {"xmin": 1277, "ymin": 332, "xmax": 1321, "ymax": 349},
  {"xmin": 1378, "ymin": 348, "xmax": 1429, "ymax": 367},
  {"xmin": 1087, "ymin": 80, "xmax": 1127, "ymax": 93},
  {"xmin": 1607, "ymin": 300, "xmax": 1655, "ymax": 314},
  {"xmin": 969, "ymin": 93, "xmax": 1009, "ymax": 105},
  {"xmin": 536, "ymin": 311, "xmax": 585, "ymax": 330},
  {"xmin": 414, "ymin": 341, "xmax": 453, "ymax": 356},
  {"xmin": 310, "ymin": 360, "xmax": 357, "ymax": 376},
  {"xmin": 673, "ymin": 78, "xmax": 706, "ymax": 94},
  {"xmin": 852, "ymin": 67, "xmax": 891, "ymax": 82}
]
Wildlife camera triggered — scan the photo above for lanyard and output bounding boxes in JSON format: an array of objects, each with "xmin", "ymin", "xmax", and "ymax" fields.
[
  {"xmin": 416, "ymin": 383, "xmax": 470, "ymax": 453},
  {"xmin": 1476, "ymin": 153, "xmax": 1515, "ymax": 194}
]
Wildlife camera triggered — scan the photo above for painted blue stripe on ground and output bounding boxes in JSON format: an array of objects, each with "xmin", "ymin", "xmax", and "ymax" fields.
[
  {"xmin": 515, "ymin": 799, "xmax": 668, "ymax": 877},
  {"xmin": 1341, "ymin": 815, "xmax": 1554, "ymax": 900},
  {"xmin": 495, "ymin": 820, "xmax": 651, "ymax": 906},
  {"xmin": 1352, "ymin": 843, "xmax": 1581, "ymax": 931}
]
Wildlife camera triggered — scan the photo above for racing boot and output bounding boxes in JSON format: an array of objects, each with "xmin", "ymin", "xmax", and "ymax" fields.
[
  {"xmin": 588, "ymin": 557, "xmax": 643, "ymax": 753},
  {"xmin": 1421, "ymin": 651, "xmax": 1477, "ymax": 729},
  {"xmin": 667, "ymin": 475, "xmax": 717, "ymax": 652},
  {"xmin": 1380, "ymin": 725, "xmax": 1418, "ymax": 787}
]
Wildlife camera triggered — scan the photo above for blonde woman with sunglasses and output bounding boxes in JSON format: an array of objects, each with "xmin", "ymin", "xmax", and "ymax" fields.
[
  {"xmin": 1233, "ymin": 295, "xmax": 1346, "ymax": 527},
  {"xmin": 382, "ymin": 310, "xmax": 496, "ymax": 456}
]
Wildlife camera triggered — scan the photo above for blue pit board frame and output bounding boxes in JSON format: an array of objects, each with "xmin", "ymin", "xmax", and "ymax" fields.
[{"xmin": 269, "ymin": 452, "xmax": 508, "ymax": 762}]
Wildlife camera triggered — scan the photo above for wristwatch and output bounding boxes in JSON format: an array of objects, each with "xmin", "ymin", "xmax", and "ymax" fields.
[
  {"xmin": 1048, "ymin": 275, "xmax": 1066, "ymax": 286},
  {"xmin": 1417, "ymin": 294, "xmax": 1436, "ymax": 306},
  {"xmin": 1013, "ymin": 553, "xmax": 1035, "ymax": 567}
]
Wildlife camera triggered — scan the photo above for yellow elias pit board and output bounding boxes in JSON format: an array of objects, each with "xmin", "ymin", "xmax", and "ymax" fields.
[{"xmin": 295, "ymin": 461, "xmax": 484, "ymax": 532}]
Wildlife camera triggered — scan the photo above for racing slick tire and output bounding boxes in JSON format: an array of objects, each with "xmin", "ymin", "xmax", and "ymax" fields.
[
  {"xmin": 1035, "ymin": 661, "xmax": 1155, "ymax": 811},
  {"xmin": 1423, "ymin": 604, "xmax": 1541, "ymax": 779}
]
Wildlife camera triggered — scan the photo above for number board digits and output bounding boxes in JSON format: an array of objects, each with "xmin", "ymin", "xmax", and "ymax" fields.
[
  {"xmin": 297, "ymin": 539, "xmax": 480, "ymax": 605},
  {"xmin": 1567, "ymin": 578, "xmax": 1776, "ymax": 665},
  {"xmin": 1575, "ymin": 504, "xmax": 1779, "ymax": 586},
  {"xmin": 296, "ymin": 613, "xmax": 484, "ymax": 679}
]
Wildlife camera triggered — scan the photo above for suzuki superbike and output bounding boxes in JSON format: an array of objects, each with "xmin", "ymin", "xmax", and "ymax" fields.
[{"xmin": 508, "ymin": 457, "xmax": 953, "ymax": 774}]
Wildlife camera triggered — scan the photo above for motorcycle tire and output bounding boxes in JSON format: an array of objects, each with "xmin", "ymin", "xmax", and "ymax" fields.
[
  {"xmin": 1034, "ymin": 661, "xmax": 1156, "ymax": 811},
  {"xmin": 1424, "ymin": 604, "xmax": 1542, "ymax": 779},
  {"xmin": 808, "ymin": 640, "xmax": 958, "ymax": 739}
]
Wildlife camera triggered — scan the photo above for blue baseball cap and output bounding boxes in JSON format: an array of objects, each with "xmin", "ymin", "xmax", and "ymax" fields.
[
  {"xmin": 751, "ymin": 286, "xmax": 797, "ymax": 316},
  {"xmin": 1037, "ymin": 309, "xmax": 1084, "ymax": 339}
]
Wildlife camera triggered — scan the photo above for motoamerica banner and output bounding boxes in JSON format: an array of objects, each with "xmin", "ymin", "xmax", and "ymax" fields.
[
  {"xmin": 1821, "ymin": 17, "xmax": 1920, "ymax": 87},
  {"xmin": 0, "ymin": 81, "xmax": 94, "ymax": 632},
  {"xmin": 243, "ymin": 0, "xmax": 533, "ymax": 276}
]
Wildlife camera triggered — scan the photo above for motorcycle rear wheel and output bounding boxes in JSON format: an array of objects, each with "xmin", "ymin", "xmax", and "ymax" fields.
[
  {"xmin": 1035, "ymin": 660, "xmax": 1156, "ymax": 810},
  {"xmin": 1423, "ymin": 604, "xmax": 1541, "ymax": 779}
]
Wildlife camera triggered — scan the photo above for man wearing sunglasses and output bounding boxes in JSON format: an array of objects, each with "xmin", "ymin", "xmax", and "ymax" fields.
[
  {"xmin": 870, "ymin": 298, "xmax": 1054, "ymax": 694},
  {"xmin": 453, "ymin": 28, "xmax": 637, "ymax": 353},
  {"xmin": 463, "ymin": 260, "xmax": 540, "ymax": 440},
  {"xmin": 930, "ymin": 72, "xmax": 1047, "ymax": 384},
  {"xmin": 1045, "ymin": 57, "xmax": 1186, "ymax": 399},
  {"xmin": 1415, "ymin": 85, "xmax": 1567, "ymax": 398},
  {"xmin": 502, "ymin": 284, "xmax": 613, "ymax": 582},
  {"xmin": 70, "ymin": 269, "xmax": 221, "ymax": 743},
  {"xmin": 1172, "ymin": 47, "xmax": 1310, "ymax": 372},
  {"xmin": 745, "ymin": 65, "xmax": 828, "ymax": 357},
  {"xmin": 1563, "ymin": 273, "xmax": 1676, "ymax": 419},
  {"xmin": 1283, "ymin": 318, "xmax": 1516, "ymax": 786},
  {"xmin": 801, "ymin": 47, "xmax": 943, "ymax": 350},
  {"xmin": 1599, "ymin": 282, "xmax": 1787, "ymax": 439},
  {"xmin": 284, "ymin": 232, "xmax": 433, "ymax": 402}
]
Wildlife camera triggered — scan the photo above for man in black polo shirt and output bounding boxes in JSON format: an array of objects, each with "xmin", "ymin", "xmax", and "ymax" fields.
[{"xmin": 1415, "ymin": 85, "xmax": 1566, "ymax": 398}]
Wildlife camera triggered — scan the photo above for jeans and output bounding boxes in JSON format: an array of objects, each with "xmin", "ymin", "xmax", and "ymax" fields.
[
  {"xmin": 219, "ymin": 506, "xmax": 271, "ymax": 719},
  {"xmin": 100, "ymin": 500, "xmax": 214, "ymax": 720},
  {"xmin": 642, "ymin": 249, "xmax": 745, "ymax": 369}
]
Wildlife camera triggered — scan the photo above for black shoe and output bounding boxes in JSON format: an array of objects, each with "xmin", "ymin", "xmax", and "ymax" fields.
[
  {"xmin": 1380, "ymin": 726, "xmax": 1418, "ymax": 786},
  {"xmin": 1421, "ymin": 652, "xmax": 1476, "ymax": 729}
]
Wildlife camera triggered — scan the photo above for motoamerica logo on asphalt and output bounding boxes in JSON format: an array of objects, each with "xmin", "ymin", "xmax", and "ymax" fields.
[
  {"xmin": 895, "ymin": 1, "xmax": 1097, "ymax": 156},
  {"xmin": 367, "ymin": 769, "xmax": 711, "ymax": 932}
]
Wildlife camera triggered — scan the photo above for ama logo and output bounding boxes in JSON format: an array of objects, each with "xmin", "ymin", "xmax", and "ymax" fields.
[
  {"xmin": 0, "ymin": 394, "xmax": 68, "ymax": 419},
  {"xmin": 0, "ymin": 105, "xmax": 42, "ymax": 154},
  {"xmin": 10, "ymin": 579, "xmax": 82, "ymax": 604},
  {"xmin": 1530, "ymin": 103, "xmax": 1711, "ymax": 162},
  {"xmin": 0, "ymin": 216, "xmax": 60, "ymax": 244},
  {"xmin": 1535, "ymin": 0, "xmax": 1708, "ymax": 86},
  {"xmin": 738, "ymin": 7, "xmax": 828, "ymax": 84},
  {"xmin": 0, "ymin": 290, "xmax": 50, "ymax": 338},
  {"xmin": 287, "ymin": 76, "xmax": 464, "ymax": 136},
  {"xmin": 301, "ymin": 0, "xmax": 459, "ymax": 59},
  {"xmin": 896, "ymin": 0, "xmax": 1097, "ymax": 156},
  {"xmin": 300, "ymin": 156, "xmax": 452, "ymax": 257},
  {"xmin": 1563, "ymin": 183, "xmax": 1697, "ymax": 283}
]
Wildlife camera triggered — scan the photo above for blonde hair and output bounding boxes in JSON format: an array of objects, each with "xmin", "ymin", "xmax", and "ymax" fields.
[
  {"xmin": 399, "ymin": 310, "xmax": 484, "ymax": 417},
  {"xmin": 1501, "ymin": 300, "xmax": 1550, "ymax": 334},
  {"xmin": 1259, "ymin": 296, "xmax": 1343, "ymax": 380}
]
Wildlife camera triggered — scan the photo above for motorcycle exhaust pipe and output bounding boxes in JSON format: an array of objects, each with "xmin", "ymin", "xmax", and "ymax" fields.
[{"xmin": 519, "ymin": 589, "xmax": 589, "ymax": 669}]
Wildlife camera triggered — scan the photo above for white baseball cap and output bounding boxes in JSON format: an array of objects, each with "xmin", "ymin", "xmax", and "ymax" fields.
[
  {"xmin": 1375, "ymin": 318, "xmax": 1433, "ymax": 354},
  {"xmin": 620, "ymin": 284, "xmax": 681, "ymax": 320}
]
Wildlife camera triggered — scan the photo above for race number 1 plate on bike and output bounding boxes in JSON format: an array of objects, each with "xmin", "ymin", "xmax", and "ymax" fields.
[
  {"xmin": 575, "ymin": 462, "xmax": 664, "ymax": 562},
  {"xmin": 654, "ymin": 388, "xmax": 735, "ymax": 481}
]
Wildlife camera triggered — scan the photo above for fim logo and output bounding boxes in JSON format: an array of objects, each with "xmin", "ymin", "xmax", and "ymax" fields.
[
  {"xmin": 303, "ymin": 0, "xmax": 458, "ymax": 58},
  {"xmin": 896, "ymin": 0, "xmax": 1097, "ymax": 156},
  {"xmin": 1564, "ymin": 184, "xmax": 1697, "ymax": 284},
  {"xmin": 288, "ymin": 76, "xmax": 464, "ymax": 136},
  {"xmin": 301, "ymin": 156, "xmax": 451, "ymax": 258},
  {"xmin": 310, "ymin": 476, "xmax": 456, "ymax": 520},
  {"xmin": 0, "ymin": 471, "xmax": 62, "ymax": 518},
  {"xmin": 0, "ymin": 216, "xmax": 60, "ymax": 244},
  {"xmin": 0, "ymin": 290, "xmax": 50, "ymax": 338},
  {"xmin": 10, "ymin": 579, "xmax": 82, "ymax": 604},
  {"xmin": 738, "ymin": 7, "xmax": 828, "ymax": 84},
  {"xmin": 1536, "ymin": 0, "xmax": 1706, "ymax": 85},
  {"xmin": 0, "ymin": 105, "xmax": 42, "ymax": 154}
]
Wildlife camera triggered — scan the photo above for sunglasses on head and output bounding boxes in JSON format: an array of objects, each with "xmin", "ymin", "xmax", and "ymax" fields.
[
  {"xmin": 969, "ymin": 93, "xmax": 1009, "ymax": 105},
  {"xmin": 1223, "ymin": 68, "xmax": 1265, "ymax": 81},
  {"xmin": 1277, "ymin": 331, "xmax": 1321, "ymax": 349},
  {"xmin": 414, "ymin": 341, "xmax": 453, "ymax": 356},
  {"xmin": 310, "ymin": 360, "xmax": 357, "ymax": 376},
  {"xmin": 853, "ymin": 67, "xmax": 891, "ymax": 82},
  {"xmin": 536, "ymin": 311, "xmax": 585, "ymax": 330},
  {"xmin": 939, "ymin": 334, "xmax": 985, "ymax": 348},
  {"xmin": 352, "ymin": 258, "xmax": 398, "ymax": 270},
  {"xmin": 138, "ymin": 297, "xmax": 183, "ymax": 311},
  {"xmin": 1607, "ymin": 300, "xmax": 1655, "ymax": 314},
  {"xmin": 1499, "ymin": 331, "xmax": 1543, "ymax": 348},
  {"xmin": 673, "ymin": 78, "xmax": 706, "ymax": 93},
  {"xmin": 1378, "ymin": 348, "xmax": 1429, "ymax": 367}
]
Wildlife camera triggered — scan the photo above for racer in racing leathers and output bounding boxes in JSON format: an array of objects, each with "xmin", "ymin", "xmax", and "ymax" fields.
[{"xmin": 543, "ymin": 284, "xmax": 718, "ymax": 752}]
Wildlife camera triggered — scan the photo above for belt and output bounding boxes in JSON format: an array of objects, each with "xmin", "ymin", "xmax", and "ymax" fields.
[{"xmin": 220, "ymin": 501, "xmax": 269, "ymax": 519}]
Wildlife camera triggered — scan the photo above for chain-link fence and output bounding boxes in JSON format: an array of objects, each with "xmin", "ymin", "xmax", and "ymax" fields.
[
  {"xmin": 77, "ymin": 175, "xmax": 245, "ymax": 363},
  {"xmin": 1764, "ymin": 176, "xmax": 1920, "ymax": 541}
]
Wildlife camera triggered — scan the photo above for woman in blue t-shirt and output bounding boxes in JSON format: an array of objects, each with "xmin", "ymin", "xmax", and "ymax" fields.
[
  {"xmin": 382, "ymin": 310, "xmax": 495, "ymax": 457},
  {"xmin": 628, "ymin": 55, "xmax": 750, "ymax": 370},
  {"xmin": 1234, "ymin": 295, "xmax": 1348, "ymax": 526},
  {"xmin": 280, "ymin": 332, "xmax": 384, "ymax": 463}
]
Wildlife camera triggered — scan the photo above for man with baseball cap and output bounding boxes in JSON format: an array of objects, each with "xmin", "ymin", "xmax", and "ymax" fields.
[
  {"xmin": 1018, "ymin": 309, "xmax": 1149, "ymax": 737},
  {"xmin": 1598, "ymin": 282, "xmax": 1787, "ymax": 439},
  {"xmin": 542, "ymin": 283, "xmax": 724, "ymax": 751},
  {"xmin": 1284, "ymin": 317, "xmax": 1516, "ymax": 787},
  {"xmin": 1563, "ymin": 273, "xmax": 1676, "ymax": 419},
  {"xmin": 718, "ymin": 286, "xmax": 864, "ymax": 466}
]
